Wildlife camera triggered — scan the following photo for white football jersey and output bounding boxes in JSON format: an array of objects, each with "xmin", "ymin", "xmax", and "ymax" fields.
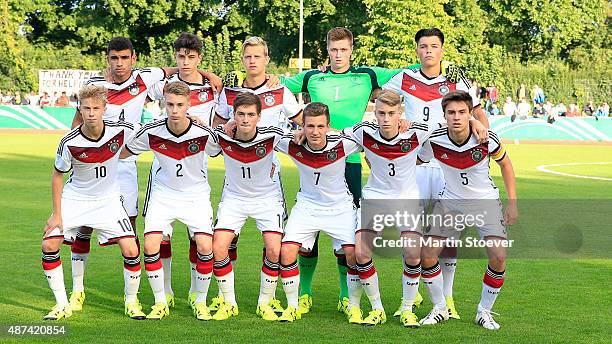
[
  {"xmin": 276, "ymin": 134, "xmax": 361, "ymax": 208},
  {"xmin": 126, "ymin": 119, "xmax": 221, "ymax": 197},
  {"xmin": 213, "ymin": 126, "xmax": 286, "ymax": 201},
  {"xmin": 86, "ymin": 68, "xmax": 166, "ymax": 124},
  {"xmin": 55, "ymin": 121, "xmax": 134, "ymax": 200},
  {"xmin": 148, "ymin": 73, "xmax": 217, "ymax": 126},
  {"xmin": 343, "ymin": 121, "xmax": 431, "ymax": 199},
  {"xmin": 383, "ymin": 67, "xmax": 479, "ymax": 124},
  {"xmin": 216, "ymin": 82, "xmax": 302, "ymax": 127},
  {"xmin": 419, "ymin": 128, "xmax": 506, "ymax": 199}
]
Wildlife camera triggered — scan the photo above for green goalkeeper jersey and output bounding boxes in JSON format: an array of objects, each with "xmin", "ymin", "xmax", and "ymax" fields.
[{"xmin": 281, "ymin": 66, "xmax": 402, "ymax": 163}]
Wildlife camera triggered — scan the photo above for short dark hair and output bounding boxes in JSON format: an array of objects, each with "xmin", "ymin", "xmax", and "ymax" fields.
[
  {"xmin": 303, "ymin": 102, "xmax": 330, "ymax": 125},
  {"xmin": 414, "ymin": 28, "xmax": 445, "ymax": 45},
  {"xmin": 173, "ymin": 32, "xmax": 202, "ymax": 54},
  {"xmin": 327, "ymin": 27, "xmax": 353, "ymax": 46},
  {"xmin": 107, "ymin": 37, "xmax": 134, "ymax": 54},
  {"xmin": 233, "ymin": 92, "xmax": 261, "ymax": 114},
  {"xmin": 441, "ymin": 90, "xmax": 473, "ymax": 113}
]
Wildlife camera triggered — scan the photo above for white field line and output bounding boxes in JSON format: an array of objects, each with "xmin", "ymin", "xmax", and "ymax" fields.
[{"xmin": 537, "ymin": 162, "xmax": 612, "ymax": 181}]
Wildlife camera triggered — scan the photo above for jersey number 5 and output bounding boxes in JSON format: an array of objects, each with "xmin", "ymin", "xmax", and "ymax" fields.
[{"xmin": 460, "ymin": 172, "xmax": 469, "ymax": 185}]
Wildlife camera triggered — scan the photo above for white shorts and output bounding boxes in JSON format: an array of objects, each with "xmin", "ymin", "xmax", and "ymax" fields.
[
  {"xmin": 144, "ymin": 188, "xmax": 214, "ymax": 240},
  {"xmin": 357, "ymin": 199, "xmax": 423, "ymax": 234},
  {"xmin": 282, "ymin": 204, "xmax": 356, "ymax": 251},
  {"xmin": 425, "ymin": 198, "xmax": 507, "ymax": 239},
  {"xmin": 118, "ymin": 159, "xmax": 138, "ymax": 217},
  {"xmin": 215, "ymin": 197, "xmax": 285, "ymax": 235},
  {"xmin": 44, "ymin": 196, "xmax": 135, "ymax": 245},
  {"xmin": 416, "ymin": 164, "xmax": 445, "ymax": 204}
]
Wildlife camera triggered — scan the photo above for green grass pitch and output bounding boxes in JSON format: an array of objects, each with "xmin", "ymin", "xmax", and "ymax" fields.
[{"xmin": 0, "ymin": 132, "xmax": 611, "ymax": 343}]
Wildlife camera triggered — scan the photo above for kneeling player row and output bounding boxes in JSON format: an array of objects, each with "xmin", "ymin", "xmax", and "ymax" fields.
[{"xmin": 42, "ymin": 84, "xmax": 516, "ymax": 331}]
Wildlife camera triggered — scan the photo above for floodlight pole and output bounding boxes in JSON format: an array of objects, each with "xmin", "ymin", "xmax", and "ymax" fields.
[{"xmin": 299, "ymin": 0, "xmax": 304, "ymax": 74}]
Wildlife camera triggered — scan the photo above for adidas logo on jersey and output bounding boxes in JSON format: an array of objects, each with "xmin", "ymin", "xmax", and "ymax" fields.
[
  {"xmin": 296, "ymin": 152, "xmax": 303, "ymax": 158},
  {"xmin": 225, "ymin": 146, "xmax": 232, "ymax": 151},
  {"xmin": 441, "ymin": 153, "xmax": 449, "ymax": 159},
  {"xmin": 409, "ymin": 85, "xmax": 417, "ymax": 91},
  {"xmin": 79, "ymin": 152, "xmax": 88, "ymax": 158},
  {"xmin": 159, "ymin": 144, "xmax": 168, "ymax": 150},
  {"xmin": 371, "ymin": 143, "xmax": 380, "ymax": 150}
]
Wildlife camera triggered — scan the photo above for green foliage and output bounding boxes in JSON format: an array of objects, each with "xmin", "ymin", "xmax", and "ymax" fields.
[{"xmin": 0, "ymin": 0, "xmax": 608, "ymax": 104}]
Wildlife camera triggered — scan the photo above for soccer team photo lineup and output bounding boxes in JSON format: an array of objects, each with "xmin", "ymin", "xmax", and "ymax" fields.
[{"xmin": 1, "ymin": 11, "xmax": 611, "ymax": 343}]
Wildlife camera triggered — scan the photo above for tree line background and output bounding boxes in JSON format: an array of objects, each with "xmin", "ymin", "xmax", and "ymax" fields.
[{"xmin": 1, "ymin": 0, "xmax": 610, "ymax": 104}]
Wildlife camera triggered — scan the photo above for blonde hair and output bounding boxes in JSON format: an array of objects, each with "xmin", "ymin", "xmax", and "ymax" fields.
[
  {"xmin": 241, "ymin": 36, "xmax": 269, "ymax": 56},
  {"xmin": 164, "ymin": 81, "xmax": 190, "ymax": 98},
  {"xmin": 376, "ymin": 89, "xmax": 402, "ymax": 107},
  {"xmin": 78, "ymin": 85, "xmax": 107, "ymax": 105}
]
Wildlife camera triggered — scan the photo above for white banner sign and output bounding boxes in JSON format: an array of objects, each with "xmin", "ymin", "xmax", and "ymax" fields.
[{"xmin": 38, "ymin": 69, "xmax": 102, "ymax": 96}]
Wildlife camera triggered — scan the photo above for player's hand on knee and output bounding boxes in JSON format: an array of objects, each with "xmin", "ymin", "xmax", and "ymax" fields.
[
  {"xmin": 265, "ymin": 74, "xmax": 280, "ymax": 88},
  {"xmin": 398, "ymin": 119, "xmax": 412, "ymax": 133},
  {"xmin": 223, "ymin": 120, "xmax": 237, "ymax": 136},
  {"xmin": 503, "ymin": 201, "xmax": 518, "ymax": 225},
  {"xmin": 470, "ymin": 119, "xmax": 488, "ymax": 143},
  {"xmin": 44, "ymin": 213, "xmax": 63, "ymax": 235}
]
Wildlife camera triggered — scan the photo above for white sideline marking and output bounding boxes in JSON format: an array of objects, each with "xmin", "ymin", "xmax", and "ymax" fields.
[{"xmin": 537, "ymin": 162, "xmax": 612, "ymax": 181}]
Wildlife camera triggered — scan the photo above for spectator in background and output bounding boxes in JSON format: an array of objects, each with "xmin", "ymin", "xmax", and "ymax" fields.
[
  {"xmin": 566, "ymin": 103, "xmax": 580, "ymax": 117},
  {"xmin": 2, "ymin": 91, "xmax": 13, "ymax": 104},
  {"xmin": 517, "ymin": 83, "xmax": 527, "ymax": 101},
  {"xmin": 517, "ymin": 98, "xmax": 531, "ymax": 119},
  {"xmin": 595, "ymin": 102, "xmax": 609, "ymax": 118},
  {"xmin": 55, "ymin": 91, "xmax": 70, "ymax": 107},
  {"xmin": 12, "ymin": 91, "xmax": 21, "ymax": 105},
  {"xmin": 533, "ymin": 103, "xmax": 545, "ymax": 118},
  {"xmin": 582, "ymin": 101, "xmax": 595, "ymax": 117},
  {"xmin": 39, "ymin": 92, "xmax": 52, "ymax": 107},
  {"xmin": 490, "ymin": 103, "xmax": 501, "ymax": 116},
  {"xmin": 531, "ymin": 85, "xmax": 545, "ymax": 105},
  {"xmin": 50, "ymin": 92, "xmax": 58, "ymax": 106},
  {"xmin": 503, "ymin": 96, "xmax": 517, "ymax": 117},
  {"xmin": 543, "ymin": 100, "xmax": 553, "ymax": 115},
  {"xmin": 29, "ymin": 91, "xmax": 40, "ymax": 106},
  {"xmin": 556, "ymin": 101, "xmax": 567, "ymax": 117},
  {"xmin": 488, "ymin": 83, "xmax": 499, "ymax": 104}
]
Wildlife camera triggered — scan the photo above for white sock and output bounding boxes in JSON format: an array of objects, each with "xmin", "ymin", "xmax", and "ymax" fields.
[
  {"xmin": 123, "ymin": 268, "xmax": 141, "ymax": 304},
  {"xmin": 422, "ymin": 262, "xmax": 446, "ymax": 309},
  {"xmin": 43, "ymin": 253, "xmax": 69, "ymax": 306},
  {"xmin": 70, "ymin": 252, "xmax": 88, "ymax": 293},
  {"xmin": 217, "ymin": 258, "xmax": 235, "ymax": 298},
  {"xmin": 258, "ymin": 257, "xmax": 279, "ymax": 305},
  {"xmin": 479, "ymin": 266, "xmax": 505, "ymax": 311},
  {"xmin": 189, "ymin": 262, "xmax": 197, "ymax": 294},
  {"xmin": 195, "ymin": 252, "xmax": 213, "ymax": 303},
  {"xmin": 440, "ymin": 257, "xmax": 457, "ymax": 298},
  {"xmin": 357, "ymin": 261, "xmax": 383, "ymax": 311},
  {"xmin": 144, "ymin": 252, "xmax": 166, "ymax": 305},
  {"xmin": 280, "ymin": 261, "xmax": 299, "ymax": 308},
  {"xmin": 214, "ymin": 257, "xmax": 236, "ymax": 305},
  {"xmin": 401, "ymin": 263, "xmax": 421, "ymax": 311},
  {"xmin": 347, "ymin": 267, "xmax": 362, "ymax": 308},
  {"xmin": 161, "ymin": 257, "xmax": 173, "ymax": 296}
]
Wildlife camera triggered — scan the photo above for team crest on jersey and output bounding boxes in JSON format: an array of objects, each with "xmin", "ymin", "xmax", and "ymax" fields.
[
  {"xmin": 255, "ymin": 145, "xmax": 267, "ymax": 157},
  {"xmin": 400, "ymin": 141, "xmax": 412, "ymax": 152},
  {"xmin": 438, "ymin": 84, "xmax": 450, "ymax": 96},
  {"xmin": 327, "ymin": 150, "xmax": 338, "ymax": 161},
  {"xmin": 188, "ymin": 142, "xmax": 200, "ymax": 153},
  {"xmin": 263, "ymin": 94, "xmax": 276, "ymax": 106},
  {"xmin": 198, "ymin": 90, "xmax": 209, "ymax": 102},
  {"xmin": 128, "ymin": 84, "xmax": 140, "ymax": 96},
  {"xmin": 471, "ymin": 149, "xmax": 484, "ymax": 162},
  {"xmin": 109, "ymin": 141, "xmax": 120, "ymax": 153}
]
